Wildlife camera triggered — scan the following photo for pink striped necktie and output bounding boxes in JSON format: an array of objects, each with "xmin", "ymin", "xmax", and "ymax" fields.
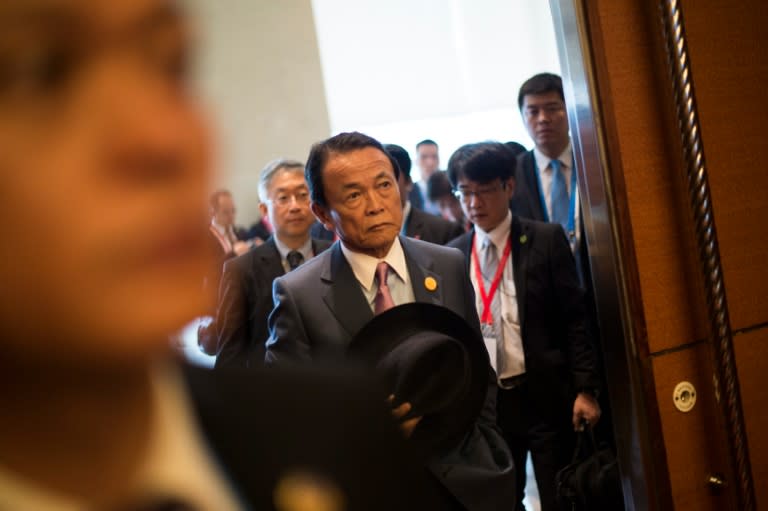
[{"xmin": 374, "ymin": 261, "xmax": 395, "ymax": 315}]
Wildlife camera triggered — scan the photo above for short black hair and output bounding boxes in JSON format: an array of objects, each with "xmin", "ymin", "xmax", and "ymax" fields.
[
  {"xmin": 383, "ymin": 144, "xmax": 412, "ymax": 181},
  {"xmin": 517, "ymin": 73, "xmax": 564, "ymax": 110},
  {"xmin": 416, "ymin": 139, "xmax": 438, "ymax": 150},
  {"xmin": 446, "ymin": 142, "xmax": 516, "ymax": 187},
  {"xmin": 504, "ymin": 141, "xmax": 527, "ymax": 158},
  {"xmin": 305, "ymin": 131, "xmax": 400, "ymax": 208},
  {"xmin": 426, "ymin": 171, "xmax": 454, "ymax": 202}
]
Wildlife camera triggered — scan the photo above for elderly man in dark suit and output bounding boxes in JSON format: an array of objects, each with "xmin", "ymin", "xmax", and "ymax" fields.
[
  {"xmin": 446, "ymin": 141, "xmax": 601, "ymax": 511},
  {"xmin": 214, "ymin": 159, "xmax": 331, "ymax": 368},
  {"xmin": 384, "ymin": 143, "xmax": 464, "ymax": 245},
  {"xmin": 265, "ymin": 132, "xmax": 516, "ymax": 511}
]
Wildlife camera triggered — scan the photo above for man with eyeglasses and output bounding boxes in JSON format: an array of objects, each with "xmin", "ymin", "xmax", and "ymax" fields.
[
  {"xmin": 214, "ymin": 158, "xmax": 331, "ymax": 368},
  {"xmin": 447, "ymin": 142, "xmax": 601, "ymax": 511}
]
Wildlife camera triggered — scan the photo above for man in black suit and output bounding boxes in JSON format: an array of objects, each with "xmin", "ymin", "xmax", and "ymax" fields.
[
  {"xmin": 214, "ymin": 159, "xmax": 331, "ymax": 369},
  {"xmin": 384, "ymin": 143, "xmax": 464, "ymax": 245},
  {"xmin": 447, "ymin": 141, "xmax": 601, "ymax": 511},
  {"xmin": 265, "ymin": 132, "xmax": 516, "ymax": 511},
  {"xmin": 0, "ymin": 2, "xmax": 434, "ymax": 509},
  {"xmin": 511, "ymin": 73, "xmax": 591, "ymax": 287}
]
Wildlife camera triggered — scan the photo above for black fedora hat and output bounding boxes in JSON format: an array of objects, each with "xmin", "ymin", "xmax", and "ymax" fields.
[{"xmin": 347, "ymin": 303, "xmax": 489, "ymax": 454}]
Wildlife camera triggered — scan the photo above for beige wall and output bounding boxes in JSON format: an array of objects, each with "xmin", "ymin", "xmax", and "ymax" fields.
[{"xmin": 189, "ymin": 0, "xmax": 331, "ymax": 224}]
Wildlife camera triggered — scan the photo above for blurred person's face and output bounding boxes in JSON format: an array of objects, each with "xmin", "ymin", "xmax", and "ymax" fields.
[
  {"xmin": 0, "ymin": 0, "xmax": 213, "ymax": 367},
  {"xmin": 437, "ymin": 196, "xmax": 465, "ymax": 225},
  {"xmin": 258, "ymin": 169, "xmax": 314, "ymax": 243},
  {"xmin": 213, "ymin": 194, "xmax": 236, "ymax": 228},
  {"xmin": 312, "ymin": 147, "xmax": 403, "ymax": 258},
  {"xmin": 416, "ymin": 144, "xmax": 439, "ymax": 178},
  {"xmin": 456, "ymin": 177, "xmax": 514, "ymax": 232},
  {"xmin": 521, "ymin": 91, "xmax": 570, "ymax": 158}
]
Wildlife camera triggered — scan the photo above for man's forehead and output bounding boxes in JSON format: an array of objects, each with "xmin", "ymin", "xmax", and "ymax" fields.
[
  {"xmin": 327, "ymin": 147, "xmax": 391, "ymax": 172},
  {"xmin": 0, "ymin": 0, "xmax": 181, "ymax": 32},
  {"xmin": 523, "ymin": 91, "xmax": 564, "ymax": 107}
]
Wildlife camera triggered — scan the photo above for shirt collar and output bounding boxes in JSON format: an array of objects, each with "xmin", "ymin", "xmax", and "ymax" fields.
[
  {"xmin": 340, "ymin": 236, "xmax": 409, "ymax": 292},
  {"xmin": 533, "ymin": 140, "xmax": 573, "ymax": 172},
  {"xmin": 273, "ymin": 235, "xmax": 313, "ymax": 263},
  {"xmin": 474, "ymin": 210, "xmax": 512, "ymax": 252},
  {"xmin": 211, "ymin": 219, "xmax": 230, "ymax": 237}
]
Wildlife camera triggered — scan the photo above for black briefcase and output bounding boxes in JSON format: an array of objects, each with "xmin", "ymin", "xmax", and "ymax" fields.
[{"xmin": 555, "ymin": 426, "xmax": 624, "ymax": 510}]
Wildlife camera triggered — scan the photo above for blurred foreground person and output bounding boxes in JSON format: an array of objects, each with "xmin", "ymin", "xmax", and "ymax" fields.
[{"xmin": 0, "ymin": 2, "xmax": 429, "ymax": 510}]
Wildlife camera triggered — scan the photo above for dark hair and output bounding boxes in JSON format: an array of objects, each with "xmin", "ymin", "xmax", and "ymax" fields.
[
  {"xmin": 517, "ymin": 73, "xmax": 564, "ymax": 110},
  {"xmin": 446, "ymin": 142, "xmax": 516, "ymax": 187},
  {"xmin": 426, "ymin": 171, "xmax": 454, "ymax": 202},
  {"xmin": 383, "ymin": 144, "xmax": 411, "ymax": 181},
  {"xmin": 416, "ymin": 139, "xmax": 438, "ymax": 151},
  {"xmin": 305, "ymin": 131, "xmax": 400, "ymax": 207},
  {"xmin": 209, "ymin": 189, "xmax": 232, "ymax": 213},
  {"xmin": 504, "ymin": 141, "xmax": 527, "ymax": 158}
]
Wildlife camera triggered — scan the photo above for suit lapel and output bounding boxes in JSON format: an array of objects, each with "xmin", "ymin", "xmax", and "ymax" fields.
[
  {"xmin": 321, "ymin": 243, "xmax": 373, "ymax": 337},
  {"xmin": 258, "ymin": 238, "xmax": 285, "ymax": 278},
  {"xmin": 401, "ymin": 237, "xmax": 443, "ymax": 305},
  {"xmin": 510, "ymin": 216, "xmax": 529, "ymax": 331},
  {"xmin": 522, "ymin": 151, "xmax": 546, "ymax": 221}
]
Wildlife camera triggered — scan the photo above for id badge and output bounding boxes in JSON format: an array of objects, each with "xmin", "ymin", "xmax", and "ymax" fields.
[{"xmin": 481, "ymin": 322, "xmax": 498, "ymax": 373}]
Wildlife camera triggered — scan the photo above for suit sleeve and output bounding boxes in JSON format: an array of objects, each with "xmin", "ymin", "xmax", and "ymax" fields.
[
  {"xmin": 264, "ymin": 275, "xmax": 313, "ymax": 366},
  {"xmin": 549, "ymin": 225, "xmax": 600, "ymax": 392},
  {"xmin": 214, "ymin": 260, "xmax": 251, "ymax": 368}
]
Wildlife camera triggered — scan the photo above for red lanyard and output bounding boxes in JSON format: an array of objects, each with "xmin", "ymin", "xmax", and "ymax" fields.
[{"xmin": 471, "ymin": 234, "xmax": 512, "ymax": 325}]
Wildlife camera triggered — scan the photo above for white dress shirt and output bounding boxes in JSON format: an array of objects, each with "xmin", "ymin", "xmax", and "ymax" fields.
[
  {"xmin": 470, "ymin": 211, "xmax": 526, "ymax": 380},
  {"xmin": 533, "ymin": 141, "xmax": 582, "ymax": 246},
  {"xmin": 0, "ymin": 363, "xmax": 244, "ymax": 511},
  {"xmin": 340, "ymin": 237, "xmax": 415, "ymax": 312}
]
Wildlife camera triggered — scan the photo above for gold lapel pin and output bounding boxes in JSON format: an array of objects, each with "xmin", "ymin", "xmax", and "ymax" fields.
[
  {"xmin": 424, "ymin": 276, "xmax": 438, "ymax": 291},
  {"xmin": 520, "ymin": 234, "xmax": 528, "ymax": 244}
]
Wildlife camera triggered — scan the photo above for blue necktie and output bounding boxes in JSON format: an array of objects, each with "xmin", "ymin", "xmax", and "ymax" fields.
[{"xmin": 550, "ymin": 159, "xmax": 569, "ymax": 231}]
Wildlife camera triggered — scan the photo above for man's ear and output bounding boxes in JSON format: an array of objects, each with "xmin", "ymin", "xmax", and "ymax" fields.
[
  {"xmin": 311, "ymin": 202, "xmax": 335, "ymax": 232},
  {"xmin": 258, "ymin": 202, "xmax": 269, "ymax": 221},
  {"xmin": 505, "ymin": 178, "xmax": 516, "ymax": 199}
]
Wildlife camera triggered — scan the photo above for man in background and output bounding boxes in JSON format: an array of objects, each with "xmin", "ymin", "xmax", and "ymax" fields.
[
  {"xmin": 412, "ymin": 138, "xmax": 443, "ymax": 214},
  {"xmin": 427, "ymin": 170, "xmax": 469, "ymax": 231},
  {"xmin": 447, "ymin": 141, "xmax": 601, "ymax": 511},
  {"xmin": 214, "ymin": 159, "xmax": 331, "ymax": 368},
  {"xmin": 385, "ymin": 143, "xmax": 464, "ymax": 245}
]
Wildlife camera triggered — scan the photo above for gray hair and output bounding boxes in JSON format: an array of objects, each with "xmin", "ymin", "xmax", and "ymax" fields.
[{"xmin": 258, "ymin": 158, "xmax": 305, "ymax": 203}]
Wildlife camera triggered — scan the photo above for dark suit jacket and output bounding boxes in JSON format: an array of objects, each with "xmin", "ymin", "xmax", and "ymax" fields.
[
  {"xmin": 214, "ymin": 237, "xmax": 331, "ymax": 369},
  {"xmin": 265, "ymin": 237, "xmax": 516, "ymax": 511},
  {"xmin": 404, "ymin": 207, "xmax": 465, "ymax": 245},
  {"xmin": 185, "ymin": 364, "xmax": 439, "ymax": 510},
  {"xmin": 447, "ymin": 216, "xmax": 600, "ymax": 403},
  {"xmin": 511, "ymin": 150, "xmax": 592, "ymax": 288}
]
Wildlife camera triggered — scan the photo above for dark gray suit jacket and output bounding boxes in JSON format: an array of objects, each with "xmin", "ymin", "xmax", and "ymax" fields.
[
  {"xmin": 404, "ymin": 207, "xmax": 465, "ymax": 245},
  {"xmin": 265, "ymin": 237, "xmax": 516, "ymax": 511},
  {"xmin": 214, "ymin": 237, "xmax": 331, "ymax": 369}
]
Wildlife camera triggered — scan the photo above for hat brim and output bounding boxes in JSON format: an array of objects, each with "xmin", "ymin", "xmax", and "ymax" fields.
[{"xmin": 347, "ymin": 303, "xmax": 489, "ymax": 453}]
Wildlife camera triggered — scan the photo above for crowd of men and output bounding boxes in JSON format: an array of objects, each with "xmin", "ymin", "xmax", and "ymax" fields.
[
  {"xmin": 1, "ymin": 1, "xmax": 609, "ymax": 510},
  {"xmin": 203, "ymin": 74, "xmax": 604, "ymax": 510}
]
